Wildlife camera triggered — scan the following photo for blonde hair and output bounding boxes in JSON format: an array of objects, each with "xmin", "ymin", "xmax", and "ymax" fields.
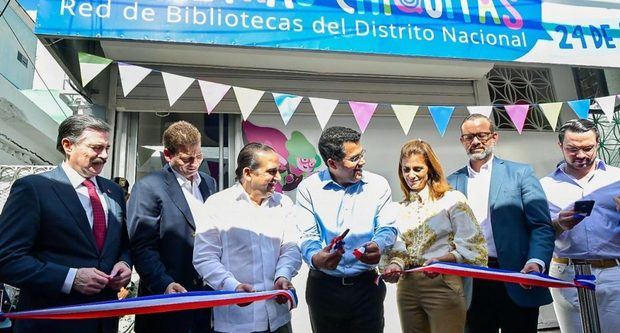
[
  {"xmin": 162, "ymin": 121, "xmax": 201, "ymax": 154},
  {"xmin": 398, "ymin": 139, "xmax": 451, "ymax": 201}
]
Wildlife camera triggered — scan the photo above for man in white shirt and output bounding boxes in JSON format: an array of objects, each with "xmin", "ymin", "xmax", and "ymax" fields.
[
  {"xmin": 0, "ymin": 114, "xmax": 131, "ymax": 333},
  {"xmin": 128, "ymin": 121, "xmax": 216, "ymax": 333},
  {"xmin": 447, "ymin": 114, "xmax": 554, "ymax": 333},
  {"xmin": 193, "ymin": 143, "xmax": 302, "ymax": 333},
  {"xmin": 540, "ymin": 118, "xmax": 620, "ymax": 333}
]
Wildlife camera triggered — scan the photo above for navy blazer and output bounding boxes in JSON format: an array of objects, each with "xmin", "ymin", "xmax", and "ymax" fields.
[
  {"xmin": 448, "ymin": 157, "xmax": 554, "ymax": 308},
  {"xmin": 128, "ymin": 164, "xmax": 216, "ymax": 333},
  {"xmin": 0, "ymin": 166, "xmax": 130, "ymax": 333}
]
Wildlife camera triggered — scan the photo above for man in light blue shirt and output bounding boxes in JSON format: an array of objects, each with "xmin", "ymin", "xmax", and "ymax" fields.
[
  {"xmin": 540, "ymin": 118, "xmax": 620, "ymax": 333},
  {"xmin": 296, "ymin": 126, "xmax": 396, "ymax": 333}
]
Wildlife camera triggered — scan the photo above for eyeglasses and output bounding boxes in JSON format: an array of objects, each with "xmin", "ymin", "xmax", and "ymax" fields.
[
  {"xmin": 460, "ymin": 132, "xmax": 494, "ymax": 142},
  {"xmin": 177, "ymin": 153, "xmax": 204, "ymax": 164},
  {"xmin": 344, "ymin": 149, "xmax": 366, "ymax": 164},
  {"xmin": 562, "ymin": 145, "xmax": 596, "ymax": 155}
]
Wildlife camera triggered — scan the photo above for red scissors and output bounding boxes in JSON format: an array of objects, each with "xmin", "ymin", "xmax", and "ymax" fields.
[{"xmin": 329, "ymin": 228, "xmax": 350, "ymax": 252}]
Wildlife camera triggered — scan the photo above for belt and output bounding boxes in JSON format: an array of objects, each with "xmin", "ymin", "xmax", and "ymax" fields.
[
  {"xmin": 552, "ymin": 257, "xmax": 620, "ymax": 269},
  {"xmin": 309, "ymin": 269, "xmax": 378, "ymax": 286}
]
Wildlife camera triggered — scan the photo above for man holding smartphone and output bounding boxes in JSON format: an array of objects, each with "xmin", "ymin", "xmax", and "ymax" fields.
[{"xmin": 540, "ymin": 118, "xmax": 620, "ymax": 333}]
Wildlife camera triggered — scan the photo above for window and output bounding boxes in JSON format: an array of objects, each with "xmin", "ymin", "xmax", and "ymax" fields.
[
  {"xmin": 486, "ymin": 66, "xmax": 555, "ymax": 131},
  {"xmin": 16, "ymin": 51, "xmax": 28, "ymax": 68}
]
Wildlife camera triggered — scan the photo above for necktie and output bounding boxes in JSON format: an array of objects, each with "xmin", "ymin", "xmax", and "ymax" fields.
[{"xmin": 83, "ymin": 179, "xmax": 107, "ymax": 252}]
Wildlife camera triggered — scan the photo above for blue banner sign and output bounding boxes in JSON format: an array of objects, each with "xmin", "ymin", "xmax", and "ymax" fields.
[{"xmin": 35, "ymin": 0, "xmax": 620, "ymax": 67}]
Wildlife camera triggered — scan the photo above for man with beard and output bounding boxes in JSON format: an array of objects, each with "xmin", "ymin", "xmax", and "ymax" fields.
[
  {"xmin": 0, "ymin": 115, "xmax": 132, "ymax": 333},
  {"xmin": 296, "ymin": 126, "xmax": 397, "ymax": 333},
  {"xmin": 447, "ymin": 114, "xmax": 554, "ymax": 333},
  {"xmin": 128, "ymin": 121, "xmax": 216, "ymax": 333},
  {"xmin": 193, "ymin": 143, "xmax": 301, "ymax": 333},
  {"xmin": 539, "ymin": 119, "xmax": 620, "ymax": 333}
]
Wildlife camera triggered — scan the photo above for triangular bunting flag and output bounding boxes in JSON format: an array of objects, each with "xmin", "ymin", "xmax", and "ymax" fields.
[
  {"xmin": 567, "ymin": 99, "xmax": 591, "ymax": 119},
  {"xmin": 391, "ymin": 104, "xmax": 419, "ymax": 135},
  {"xmin": 78, "ymin": 52, "xmax": 113, "ymax": 87},
  {"xmin": 466, "ymin": 106, "xmax": 493, "ymax": 118},
  {"xmin": 505, "ymin": 104, "xmax": 529, "ymax": 134},
  {"xmin": 118, "ymin": 63, "xmax": 152, "ymax": 97},
  {"xmin": 595, "ymin": 95, "xmax": 617, "ymax": 121},
  {"xmin": 428, "ymin": 106, "xmax": 455, "ymax": 137},
  {"xmin": 198, "ymin": 80, "xmax": 231, "ymax": 114},
  {"xmin": 162, "ymin": 72, "xmax": 195, "ymax": 107},
  {"xmin": 349, "ymin": 101, "xmax": 378, "ymax": 133},
  {"xmin": 309, "ymin": 97, "xmax": 339, "ymax": 130},
  {"xmin": 273, "ymin": 93, "xmax": 303, "ymax": 125},
  {"xmin": 234, "ymin": 87, "xmax": 264, "ymax": 120},
  {"xmin": 538, "ymin": 102, "xmax": 563, "ymax": 131}
]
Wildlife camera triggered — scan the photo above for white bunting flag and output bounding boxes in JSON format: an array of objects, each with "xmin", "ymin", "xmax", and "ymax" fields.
[
  {"xmin": 595, "ymin": 95, "xmax": 617, "ymax": 121},
  {"xmin": 198, "ymin": 80, "xmax": 231, "ymax": 114},
  {"xmin": 467, "ymin": 106, "xmax": 493, "ymax": 118},
  {"xmin": 538, "ymin": 102, "xmax": 563, "ymax": 131},
  {"xmin": 118, "ymin": 63, "xmax": 152, "ymax": 97},
  {"xmin": 309, "ymin": 97, "xmax": 339, "ymax": 130},
  {"xmin": 391, "ymin": 104, "xmax": 419, "ymax": 135},
  {"xmin": 233, "ymin": 87, "xmax": 264, "ymax": 120},
  {"xmin": 78, "ymin": 52, "xmax": 113, "ymax": 87},
  {"xmin": 162, "ymin": 72, "xmax": 195, "ymax": 107}
]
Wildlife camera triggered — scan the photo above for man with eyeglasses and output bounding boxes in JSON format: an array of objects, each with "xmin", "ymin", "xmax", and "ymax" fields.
[
  {"xmin": 447, "ymin": 114, "xmax": 554, "ymax": 333},
  {"xmin": 296, "ymin": 126, "xmax": 397, "ymax": 333},
  {"xmin": 539, "ymin": 118, "xmax": 620, "ymax": 333},
  {"xmin": 128, "ymin": 121, "xmax": 216, "ymax": 333}
]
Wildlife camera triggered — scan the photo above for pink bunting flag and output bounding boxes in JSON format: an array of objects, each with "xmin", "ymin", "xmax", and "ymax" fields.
[
  {"xmin": 348, "ymin": 101, "xmax": 378, "ymax": 133},
  {"xmin": 504, "ymin": 104, "xmax": 529, "ymax": 134}
]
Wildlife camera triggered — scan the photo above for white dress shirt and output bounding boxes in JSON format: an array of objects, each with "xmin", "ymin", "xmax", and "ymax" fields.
[
  {"xmin": 170, "ymin": 165, "xmax": 204, "ymax": 221},
  {"xmin": 60, "ymin": 162, "xmax": 109, "ymax": 294},
  {"xmin": 193, "ymin": 184, "xmax": 302, "ymax": 333},
  {"xmin": 467, "ymin": 157, "xmax": 497, "ymax": 258}
]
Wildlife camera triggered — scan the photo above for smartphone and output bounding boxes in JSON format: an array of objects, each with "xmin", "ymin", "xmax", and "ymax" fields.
[{"xmin": 574, "ymin": 200, "xmax": 595, "ymax": 216}]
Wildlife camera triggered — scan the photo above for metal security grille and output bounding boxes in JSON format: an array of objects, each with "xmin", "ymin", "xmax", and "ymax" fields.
[
  {"xmin": 486, "ymin": 66, "xmax": 555, "ymax": 131},
  {"xmin": 0, "ymin": 165, "xmax": 55, "ymax": 214}
]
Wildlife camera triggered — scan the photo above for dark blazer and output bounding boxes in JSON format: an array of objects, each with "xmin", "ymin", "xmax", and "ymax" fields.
[
  {"xmin": 0, "ymin": 166, "xmax": 130, "ymax": 333},
  {"xmin": 448, "ymin": 157, "xmax": 555, "ymax": 307},
  {"xmin": 128, "ymin": 164, "xmax": 216, "ymax": 333}
]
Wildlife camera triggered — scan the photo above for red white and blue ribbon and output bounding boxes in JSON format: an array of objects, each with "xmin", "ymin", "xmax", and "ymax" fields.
[
  {"xmin": 0, "ymin": 289, "xmax": 297, "ymax": 321},
  {"xmin": 391, "ymin": 262, "xmax": 595, "ymax": 290}
]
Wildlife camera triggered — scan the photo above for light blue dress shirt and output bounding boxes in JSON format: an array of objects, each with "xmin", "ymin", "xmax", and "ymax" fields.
[
  {"xmin": 540, "ymin": 160, "xmax": 620, "ymax": 259},
  {"xmin": 296, "ymin": 169, "xmax": 397, "ymax": 277}
]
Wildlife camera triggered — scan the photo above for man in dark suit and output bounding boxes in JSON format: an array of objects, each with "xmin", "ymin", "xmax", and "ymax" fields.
[
  {"xmin": 447, "ymin": 114, "xmax": 555, "ymax": 333},
  {"xmin": 0, "ymin": 115, "xmax": 132, "ymax": 333},
  {"xmin": 128, "ymin": 121, "xmax": 216, "ymax": 333}
]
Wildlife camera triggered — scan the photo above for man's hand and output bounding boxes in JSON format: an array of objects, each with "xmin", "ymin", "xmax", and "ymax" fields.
[
  {"xmin": 614, "ymin": 196, "xmax": 620, "ymax": 212},
  {"xmin": 72, "ymin": 268, "xmax": 110, "ymax": 295},
  {"xmin": 555, "ymin": 209, "xmax": 585, "ymax": 233},
  {"xmin": 235, "ymin": 283, "xmax": 255, "ymax": 307},
  {"xmin": 358, "ymin": 242, "xmax": 381, "ymax": 265},
  {"xmin": 519, "ymin": 262, "xmax": 542, "ymax": 289},
  {"xmin": 274, "ymin": 277, "xmax": 295, "ymax": 304},
  {"xmin": 311, "ymin": 244, "xmax": 344, "ymax": 270},
  {"xmin": 165, "ymin": 282, "xmax": 187, "ymax": 294},
  {"xmin": 107, "ymin": 262, "xmax": 132, "ymax": 291},
  {"xmin": 382, "ymin": 264, "xmax": 403, "ymax": 283}
]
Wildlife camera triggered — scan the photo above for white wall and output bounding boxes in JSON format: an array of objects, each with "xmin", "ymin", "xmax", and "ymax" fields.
[{"xmin": 247, "ymin": 112, "xmax": 560, "ymax": 332}]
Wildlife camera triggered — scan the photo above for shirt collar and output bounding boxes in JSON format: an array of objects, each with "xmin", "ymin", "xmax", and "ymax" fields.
[
  {"xmin": 555, "ymin": 159, "xmax": 606, "ymax": 179},
  {"xmin": 467, "ymin": 155, "xmax": 494, "ymax": 177},
  {"xmin": 233, "ymin": 182, "xmax": 277, "ymax": 207},
  {"xmin": 319, "ymin": 169, "xmax": 367, "ymax": 189},
  {"xmin": 410, "ymin": 185, "xmax": 430, "ymax": 204},
  {"xmin": 170, "ymin": 164, "xmax": 202, "ymax": 189},
  {"xmin": 61, "ymin": 162, "xmax": 99, "ymax": 190}
]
